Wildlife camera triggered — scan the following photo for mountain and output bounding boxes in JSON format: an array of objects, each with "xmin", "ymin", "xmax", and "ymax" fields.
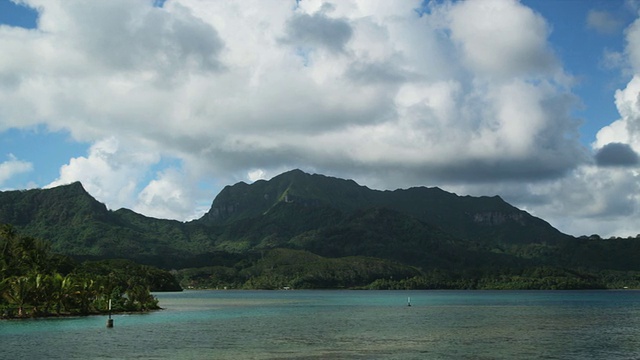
[
  {"xmin": 202, "ymin": 169, "xmax": 570, "ymax": 247},
  {"xmin": 0, "ymin": 183, "xmax": 214, "ymax": 267},
  {"xmin": 1, "ymin": 169, "xmax": 639, "ymax": 289}
]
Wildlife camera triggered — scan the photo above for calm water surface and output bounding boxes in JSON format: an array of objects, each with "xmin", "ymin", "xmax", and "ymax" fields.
[{"xmin": 1, "ymin": 290, "xmax": 639, "ymax": 359}]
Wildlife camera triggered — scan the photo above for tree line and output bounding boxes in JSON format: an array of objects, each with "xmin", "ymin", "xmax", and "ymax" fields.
[
  {"xmin": 0, "ymin": 225, "xmax": 169, "ymax": 319},
  {"xmin": 174, "ymin": 248, "xmax": 640, "ymax": 290}
]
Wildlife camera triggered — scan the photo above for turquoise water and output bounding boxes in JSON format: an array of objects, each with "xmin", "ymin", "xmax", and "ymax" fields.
[{"xmin": 1, "ymin": 290, "xmax": 640, "ymax": 359}]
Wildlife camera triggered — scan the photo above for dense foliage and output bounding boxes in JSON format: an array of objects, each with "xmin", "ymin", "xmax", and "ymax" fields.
[
  {"xmin": 174, "ymin": 248, "xmax": 640, "ymax": 290},
  {"xmin": 176, "ymin": 248, "xmax": 421, "ymax": 290},
  {"xmin": 1, "ymin": 169, "xmax": 639, "ymax": 291},
  {"xmin": 0, "ymin": 225, "xmax": 178, "ymax": 319}
]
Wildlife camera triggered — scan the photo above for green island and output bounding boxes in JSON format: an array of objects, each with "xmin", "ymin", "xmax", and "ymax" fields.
[{"xmin": 2, "ymin": 170, "xmax": 640, "ymax": 319}]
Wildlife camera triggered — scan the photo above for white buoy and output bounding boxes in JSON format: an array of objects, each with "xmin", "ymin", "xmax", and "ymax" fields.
[{"xmin": 106, "ymin": 299, "xmax": 114, "ymax": 328}]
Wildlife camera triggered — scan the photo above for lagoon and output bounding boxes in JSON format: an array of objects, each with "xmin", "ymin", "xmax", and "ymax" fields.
[{"xmin": 1, "ymin": 290, "xmax": 640, "ymax": 359}]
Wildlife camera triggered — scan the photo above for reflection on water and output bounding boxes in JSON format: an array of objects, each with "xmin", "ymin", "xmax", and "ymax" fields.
[{"xmin": 1, "ymin": 290, "xmax": 639, "ymax": 359}]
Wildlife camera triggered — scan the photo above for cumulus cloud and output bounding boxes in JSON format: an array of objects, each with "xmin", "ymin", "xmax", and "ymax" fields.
[
  {"xmin": 134, "ymin": 167, "xmax": 201, "ymax": 220},
  {"xmin": 1, "ymin": 0, "xmax": 637, "ymax": 236},
  {"xmin": 38, "ymin": 0, "xmax": 224, "ymax": 77},
  {"xmin": 446, "ymin": 165, "xmax": 639, "ymax": 237},
  {"xmin": 0, "ymin": 154, "xmax": 33, "ymax": 186},
  {"xmin": 534, "ymin": 9, "xmax": 640, "ymax": 237},
  {"xmin": 446, "ymin": 0, "xmax": 559, "ymax": 79},
  {"xmin": 1, "ymin": 0, "xmax": 585, "ymax": 204},
  {"xmin": 46, "ymin": 137, "xmax": 159, "ymax": 210}
]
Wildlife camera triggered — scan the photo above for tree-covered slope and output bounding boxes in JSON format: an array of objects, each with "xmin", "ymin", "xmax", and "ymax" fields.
[
  {"xmin": 199, "ymin": 169, "xmax": 571, "ymax": 246},
  {"xmin": 0, "ymin": 183, "xmax": 214, "ymax": 264},
  {"xmin": 0, "ymin": 169, "xmax": 639, "ymax": 290},
  {"xmin": 200, "ymin": 169, "xmax": 376, "ymax": 225}
]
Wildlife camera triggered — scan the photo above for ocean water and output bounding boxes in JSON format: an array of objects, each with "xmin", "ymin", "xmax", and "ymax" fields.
[{"xmin": 1, "ymin": 290, "xmax": 639, "ymax": 359}]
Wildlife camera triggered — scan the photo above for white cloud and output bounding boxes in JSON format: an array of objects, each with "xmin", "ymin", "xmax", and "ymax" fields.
[
  {"xmin": 0, "ymin": 154, "xmax": 33, "ymax": 185},
  {"xmin": 1, "ymin": 0, "xmax": 637, "ymax": 237},
  {"xmin": 446, "ymin": 0, "xmax": 558, "ymax": 79},
  {"xmin": 1, "ymin": 0, "xmax": 584, "ymax": 199},
  {"xmin": 46, "ymin": 137, "xmax": 159, "ymax": 210},
  {"xmin": 595, "ymin": 76, "xmax": 640, "ymax": 151},
  {"xmin": 134, "ymin": 167, "xmax": 200, "ymax": 220},
  {"xmin": 247, "ymin": 169, "xmax": 267, "ymax": 182},
  {"xmin": 550, "ymin": 12, "xmax": 640, "ymax": 237},
  {"xmin": 525, "ymin": 166, "xmax": 640, "ymax": 238}
]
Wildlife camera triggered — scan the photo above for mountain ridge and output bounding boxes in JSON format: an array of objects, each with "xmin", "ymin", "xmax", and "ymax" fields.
[
  {"xmin": 201, "ymin": 169, "xmax": 570, "ymax": 246},
  {"xmin": 1, "ymin": 169, "xmax": 639, "ymax": 289}
]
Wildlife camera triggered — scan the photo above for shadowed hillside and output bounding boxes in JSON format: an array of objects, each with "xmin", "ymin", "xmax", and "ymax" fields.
[{"xmin": 1, "ymin": 169, "xmax": 639, "ymax": 289}]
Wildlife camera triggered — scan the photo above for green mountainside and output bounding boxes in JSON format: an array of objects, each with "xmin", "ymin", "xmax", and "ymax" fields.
[
  {"xmin": 1, "ymin": 169, "xmax": 639, "ymax": 289},
  {"xmin": 203, "ymin": 169, "xmax": 571, "ymax": 247}
]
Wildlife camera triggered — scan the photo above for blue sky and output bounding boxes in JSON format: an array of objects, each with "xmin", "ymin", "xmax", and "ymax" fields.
[
  {"xmin": 0, "ymin": 1, "xmax": 86, "ymax": 189},
  {"xmin": 0, "ymin": 0, "xmax": 36, "ymax": 28},
  {"xmin": 1, "ymin": 0, "xmax": 640, "ymax": 238},
  {"xmin": 522, "ymin": 0, "xmax": 633, "ymax": 139}
]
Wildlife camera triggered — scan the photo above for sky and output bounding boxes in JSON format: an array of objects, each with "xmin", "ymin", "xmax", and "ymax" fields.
[{"xmin": 1, "ymin": 0, "xmax": 640, "ymax": 238}]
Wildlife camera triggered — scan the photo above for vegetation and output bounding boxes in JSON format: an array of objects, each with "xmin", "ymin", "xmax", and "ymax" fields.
[
  {"xmin": 1, "ymin": 169, "xmax": 639, "ymax": 291},
  {"xmin": 176, "ymin": 248, "xmax": 421, "ymax": 290},
  {"xmin": 0, "ymin": 225, "xmax": 178, "ymax": 319},
  {"xmin": 171, "ymin": 247, "xmax": 640, "ymax": 291}
]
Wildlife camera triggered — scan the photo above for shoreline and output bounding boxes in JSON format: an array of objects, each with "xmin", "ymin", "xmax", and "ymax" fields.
[{"xmin": 1, "ymin": 307, "xmax": 162, "ymax": 321}]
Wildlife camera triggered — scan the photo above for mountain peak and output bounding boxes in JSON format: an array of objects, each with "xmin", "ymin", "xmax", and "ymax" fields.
[
  {"xmin": 200, "ymin": 169, "xmax": 369, "ymax": 224},
  {"xmin": 278, "ymin": 168, "xmax": 308, "ymax": 177},
  {"xmin": 56, "ymin": 181, "xmax": 88, "ymax": 194},
  {"xmin": 197, "ymin": 169, "xmax": 569, "ymax": 245}
]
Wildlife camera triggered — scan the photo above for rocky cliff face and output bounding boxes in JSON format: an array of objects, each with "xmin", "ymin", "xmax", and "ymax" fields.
[
  {"xmin": 206, "ymin": 202, "xmax": 240, "ymax": 221},
  {"xmin": 472, "ymin": 211, "xmax": 526, "ymax": 226}
]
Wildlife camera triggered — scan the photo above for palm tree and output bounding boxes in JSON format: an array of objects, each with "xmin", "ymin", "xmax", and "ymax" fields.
[
  {"xmin": 32, "ymin": 273, "xmax": 59, "ymax": 316},
  {"xmin": 0, "ymin": 277, "xmax": 9, "ymax": 315},
  {"xmin": 0, "ymin": 225, "xmax": 17, "ymax": 279},
  {"xmin": 49, "ymin": 273, "xmax": 65, "ymax": 315},
  {"xmin": 58, "ymin": 274, "xmax": 77, "ymax": 315},
  {"xmin": 3, "ymin": 276, "xmax": 33, "ymax": 317},
  {"xmin": 74, "ymin": 277, "xmax": 97, "ymax": 315}
]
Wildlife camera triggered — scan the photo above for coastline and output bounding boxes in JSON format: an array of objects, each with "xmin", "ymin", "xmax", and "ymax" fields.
[{"xmin": 1, "ymin": 307, "xmax": 163, "ymax": 320}]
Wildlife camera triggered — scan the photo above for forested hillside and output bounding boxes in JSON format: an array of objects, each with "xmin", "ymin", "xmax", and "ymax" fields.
[
  {"xmin": 0, "ymin": 225, "xmax": 180, "ymax": 318},
  {"xmin": 1, "ymin": 169, "xmax": 639, "ymax": 290}
]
